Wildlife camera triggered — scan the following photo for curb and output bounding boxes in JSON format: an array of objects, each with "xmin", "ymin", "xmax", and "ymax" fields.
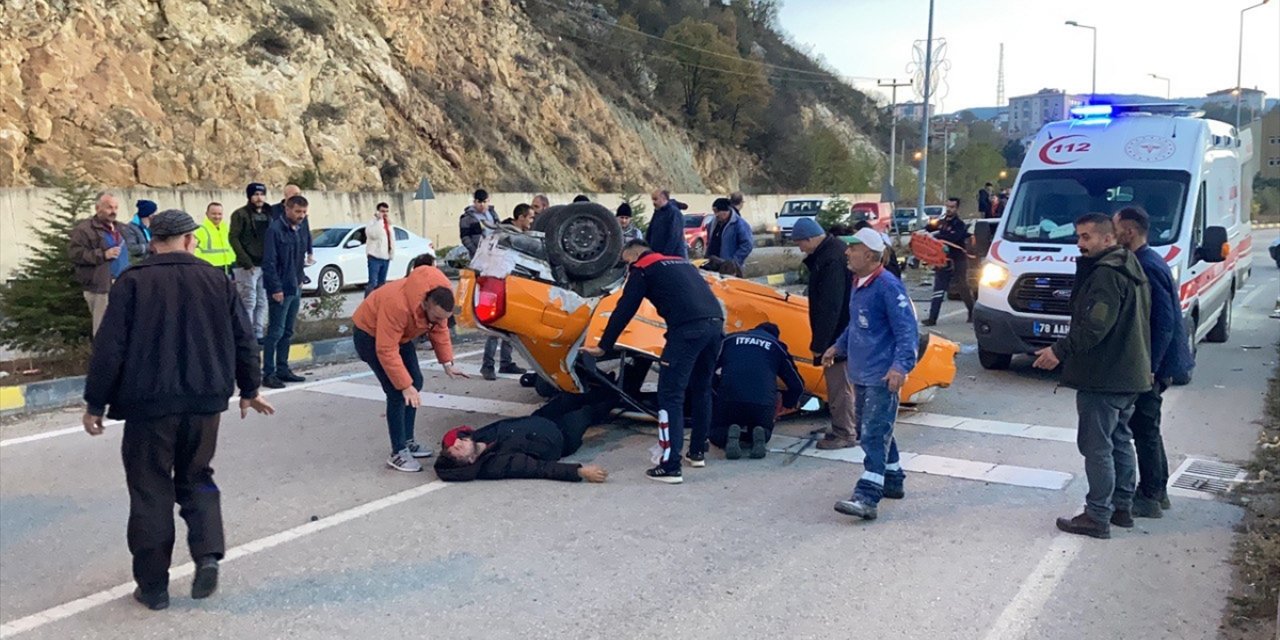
[{"xmin": 0, "ymin": 336, "xmax": 358, "ymax": 417}]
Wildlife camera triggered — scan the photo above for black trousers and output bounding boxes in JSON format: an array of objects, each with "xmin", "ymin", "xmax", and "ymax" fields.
[
  {"xmin": 122, "ymin": 413, "xmax": 225, "ymax": 592},
  {"xmin": 927, "ymin": 257, "xmax": 974, "ymax": 322},
  {"xmin": 1129, "ymin": 380, "xmax": 1170, "ymax": 501},
  {"xmin": 708, "ymin": 399, "xmax": 777, "ymax": 449}
]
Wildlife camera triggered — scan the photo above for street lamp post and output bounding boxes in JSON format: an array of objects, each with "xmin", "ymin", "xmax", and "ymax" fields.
[
  {"xmin": 917, "ymin": 0, "xmax": 936, "ymax": 214},
  {"xmin": 1149, "ymin": 73, "xmax": 1171, "ymax": 100},
  {"xmin": 1065, "ymin": 21, "xmax": 1097, "ymax": 97},
  {"xmin": 1236, "ymin": 0, "xmax": 1271, "ymax": 133}
]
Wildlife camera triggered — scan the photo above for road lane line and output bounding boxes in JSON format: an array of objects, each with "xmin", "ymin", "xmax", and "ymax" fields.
[
  {"xmin": 1239, "ymin": 275, "xmax": 1277, "ymax": 309},
  {"xmin": 307, "ymin": 381, "xmax": 542, "ymax": 417},
  {"xmin": 769, "ymin": 435, "xmax": 1073, "ymax": 490},
  {"xmin": 0, "ymin": 481, "xmax": 453, "ymax": 638},
  {"xmin": 901, "ymin": 412, "xmax": 1076, "ymax": 443},
  {"xmin": 981, "ymin": 535, "xmax": 1083, "ymax": 640},
  {"xmin": 0, "ymin": 349, "xmax": 484, "ymax": 449}
]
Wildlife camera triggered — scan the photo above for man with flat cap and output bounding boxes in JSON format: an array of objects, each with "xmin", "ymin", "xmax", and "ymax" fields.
[{"xmin": 83, "ymin": 209, "xmax": 275, "ymax": 611}]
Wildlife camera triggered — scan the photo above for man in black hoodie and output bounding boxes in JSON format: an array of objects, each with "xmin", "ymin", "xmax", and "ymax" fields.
[
  {"xmin": 229, "ymin": 183, "xmax": 273, "ymax": 340},
  {"xmin": 1035, "ymin": 213, "xmax": 1151, "ymax": 540},
  {"xmin": 791, "ymin": 217, "xmax": 858, "ymax": 448},
  {"xmin": 82, "ymin": 210, "xmax": 275, "ymax": 611}
]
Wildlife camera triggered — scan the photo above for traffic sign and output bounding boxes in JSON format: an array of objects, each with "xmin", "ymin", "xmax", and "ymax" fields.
[{"xmin": 413, "ymin": 178, "xmax": 435, "ymax": 200}]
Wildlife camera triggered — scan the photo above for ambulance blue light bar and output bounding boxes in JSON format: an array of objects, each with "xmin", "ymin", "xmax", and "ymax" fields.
[{"xmin": 1070, "ymin": 103, "xmax": 1202, "ymax": 120}]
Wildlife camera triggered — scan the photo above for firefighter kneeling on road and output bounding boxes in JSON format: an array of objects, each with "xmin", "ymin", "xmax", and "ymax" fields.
[{"xmin": 709, "ymin": 322, "xmax": 805, "ymax": 460}]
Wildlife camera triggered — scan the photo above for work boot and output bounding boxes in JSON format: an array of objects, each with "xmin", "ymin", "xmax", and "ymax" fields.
[
  {"xmin": 724, "ymin": 425, "xmax": 743, "ymax": 460},
  {"xmin": 749, "ymin": 426, "xmax": 768, "ymax": 459},
  {"xmin": 1132, "ymin": 497, "xmax": 1163, "ymax": 519},
  {"xmin": 1110, "ymin": 509, "xmax": 1134, "ymax": 528},
  {"xmin": 277, "ymin": 370, "xmax": 306, "ymax": 383},
  {"xmin": 1160, "ymin": 495, "xmax": 1172, "ymax": 510},
  {"xmin": 921, "ymin": 319, "xmax": 937, "ymax": 327},
  {"xmin": 816, "ymin": 435, "xmax": 856, "ymax": 450},
  {"xmin": 481, "ymin": 366, "xmax": 496, "ymax": 381},
  {"xmin": 133, "ymin": 587, "xmax": 169, "ymax": 611},
  {"xmin": 834, "ymin": 499, "xmax": 877, "ymax": 521},
  {"xmin": 262, "ymin": 375, "xmax": 285, "ymax": 389},
  {"xmin": 191, "ymin": 556, "xmax": 219, "ymax": 599},
  {"xmin": 498, "ymin": 363, "xmax": 524, "ymax": 375},
  {"xmin": 645, "ymin": 465, "xmax": 683, "ymax": 484},
  {"xmin": 1055, "ymin": 512, "xmax": 1111, "ymax": 539}
]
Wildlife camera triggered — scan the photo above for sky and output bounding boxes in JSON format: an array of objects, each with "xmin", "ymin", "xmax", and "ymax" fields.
[{"xmin": 777, "ymin": 0, "xmax": 1280, "ymax": 113}]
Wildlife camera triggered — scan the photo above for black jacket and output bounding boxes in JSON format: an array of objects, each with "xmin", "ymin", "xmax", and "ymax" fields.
[
  {"xmin": 84, "ymin": 253, "xmax": 261, "ymax": 420},
  {"xmin": 599, "ymin": 252, "xmax": 722, "ymax": 351},
  {"xmin": 934, "ymin": 215, "xmax": 971, "ymax": 264},
  {"xmin": 270, "ymin": 201, "xmax": 313, "ymax": 255},
  {"xmin": 433, "ymin": 417, "xmax": 583, "ymax": 482},
  {"xmin": 645, "ymin": 201, "xmax": 688, "ymax": 258},
  {"xmin": 1051, "ymin": 246, "xmax": 1152, "ymax": 394},
  {"xmin": 716, "ymin": 327, "xmax": 805, "ymax": 409},
  {"xmin": 1135, "ymin": 245, "xmax": 1194, "ymax": 381},
  {"xmin": 262, "ymin": 217, "xmax": 307, "ymax": 296},
  {"xmin": 229, "ymin": 202, "xmax": 271, "ymax": 269},
  {"xmin": 802, "ymin": 234, "xmax": 852, "ymax": 355}
]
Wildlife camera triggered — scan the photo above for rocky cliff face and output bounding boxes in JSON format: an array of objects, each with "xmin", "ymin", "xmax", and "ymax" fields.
[{"xmin": 0, "ymin": 0, "xmax": 870, "ymax": 193}]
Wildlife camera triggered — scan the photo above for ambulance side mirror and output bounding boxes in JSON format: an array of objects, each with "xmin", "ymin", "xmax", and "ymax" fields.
[{"xmin": 1199, "ymin": 226, "xmax": 1228, "ymax": 263}]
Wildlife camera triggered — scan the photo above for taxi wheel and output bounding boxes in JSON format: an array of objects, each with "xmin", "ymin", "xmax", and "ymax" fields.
[{"xmin": 536, "ymin": 203, "xmax": 623, "ymax": 280}]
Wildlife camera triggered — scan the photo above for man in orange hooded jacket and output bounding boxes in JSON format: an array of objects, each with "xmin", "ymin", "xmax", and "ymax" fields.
[{"xmin": 352, "ymin": 263, "xmax": 467, "ymax": 472}]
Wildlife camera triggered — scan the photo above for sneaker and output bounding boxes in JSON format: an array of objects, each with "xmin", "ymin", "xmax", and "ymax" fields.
[
  {"xmin": 749, "ymin": 426, "xmax": 768, "ymax": 459},
  {"xmin": 1110, "ymin": 509, "xmax": 1134, "ymax": 528},
  {"xmin": 684, "ymin": 451, "xmax": 706, "ymax": 468},
  {"xmin": 834, "ymin": 499, "xmax": 878, "ymax": 520},
  {"xmin": 133, "ymin": 587, "xmax": 169, "ymax": 611},
  {"xmin": 724, "ymin": 425, "xmax": 743, "ymax": 460},
  {"xmin": 1055, "ymin": 512, "xmax": 1110, "ymax": 539},
  {"xmin": 405, "ymin": 440, "xmax": 433, "ymax": 459},
  {"xmin": 1132, "ymin": 497, "xmax": 1163, "ymax": 519},
  {"xmin": 191, "ymin": 556, "xmax": 219, "ymax": 599},
  {"xmin": 645, "ymin": 465, "xmax": 683, "ymax": 484},
  {"xmin": 386, "ymin": 450, "xmax": 423, "ymax": 472},
  {"xmin": 481, "ymin": 366, "xmax": 496, "ymax": 381},
  {"xmin": 277, "ymin": 370, "xmax": 306, "ymax": 383},
  {"xmin": 498, "ymin": 363, "xmax": 524, "ymax": 375},
  {"xmin": 262, "ymin": 375, "xmax": 285, "ymax": 389},
  {"xmin": 816, "ymin": 436, "xmax": 857, "ymax": 450}
]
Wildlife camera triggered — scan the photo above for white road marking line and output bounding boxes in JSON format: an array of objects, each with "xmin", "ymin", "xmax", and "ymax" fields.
[
  {"xmin": 770, "ymin": 435, "xmax": 1073, "ymax": 490},
  {"xmin": 981, "ymin": 535, "xmax": 1083, "ymax": 640},
  {"xmin": 0, "ymin": 481, "xmax": 452, "ymax": 638},
  {"xmin": 901, "ymin": 412, "xmax": 1076, "ymax": 443},
  {"xmin": 447, "ymin": 363, "xmax": 525, "ymax": 380},
  {"xmin": 307, "ymin": 381, "xmax": 542, "ymax": 418},
  {"xmin": 1239, "ymin": 276, "xmax": 1277, "ymax": 309},
  {"xmin": 0, "ymin": 350, "xmax": 484, "ymax": 449}
]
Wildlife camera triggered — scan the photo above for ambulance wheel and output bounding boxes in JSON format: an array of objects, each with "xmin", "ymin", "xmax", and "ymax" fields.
[
  {"xmin": 536, "ymin": 203, "xmax": 623, "ymax": 281},
  {"xmin": 1206, "ymin": 291, "xmax": 1232, "ymax": 343},
  {"xmin": 978, "ymin": 349, "xmax": 1011, "ymax": 370}
]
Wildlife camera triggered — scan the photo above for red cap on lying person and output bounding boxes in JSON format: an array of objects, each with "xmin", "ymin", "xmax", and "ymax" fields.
[{"xmin": 442, "ymin": 426, "xmax": 473, "ymax": 449}]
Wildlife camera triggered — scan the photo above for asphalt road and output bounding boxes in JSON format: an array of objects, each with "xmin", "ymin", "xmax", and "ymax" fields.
[{"xmin": 0, "ymin": 230, "xmax": 1276, "ymax": 640}]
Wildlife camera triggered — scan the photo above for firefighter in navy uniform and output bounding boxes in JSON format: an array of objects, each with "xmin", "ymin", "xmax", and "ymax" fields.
[
  {"xmin": 923, "ymin": 197, "xmax": 975, "ymax": 326},
  {"xmin": 710, "ymin": 323, "xmax": 805, "ymax": 460},
  {"xmin": 583, "ymin": 239, "xmax": 723, "ymax": 484}
]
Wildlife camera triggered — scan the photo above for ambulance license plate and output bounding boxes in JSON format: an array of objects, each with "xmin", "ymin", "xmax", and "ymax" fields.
[{"xmin": 1033, "ymin": 322, "xmax": 1070, "ymax": 338}]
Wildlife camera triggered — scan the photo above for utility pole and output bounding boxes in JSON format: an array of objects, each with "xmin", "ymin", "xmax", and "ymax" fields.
[
  {"xmin": 879, "ymin": 78, "xmax": 911, "ymax": 197},
  {"xmin": 933, "ymin": 121, "xmax": 957, "ymax": 198},
  {"xmin": 996, "ymin": 43, "xmax": 1006, "ymax": 108},
  {"xmin": 1237, "ymin": 0, "xmax": 1271, "ymax": 133},
  {"xmin": 917, "ymin": 0, "xmax": 936, "ymax": 214}
]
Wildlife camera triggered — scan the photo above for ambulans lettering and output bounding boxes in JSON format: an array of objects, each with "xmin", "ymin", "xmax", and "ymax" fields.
[{"xmin": 1013, "ymin": 255, "xmax": 1078, "ymax": 263}]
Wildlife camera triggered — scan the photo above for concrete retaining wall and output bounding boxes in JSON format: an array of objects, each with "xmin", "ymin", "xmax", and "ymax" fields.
[{"xmin": 0, "ymin": 188, "xmax": 877, "ymax": 281}]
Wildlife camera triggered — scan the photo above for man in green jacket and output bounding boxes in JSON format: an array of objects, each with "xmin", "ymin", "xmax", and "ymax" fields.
[{"xmin": 1034, "ymin": 212, "xmax": 1151, "ymax": 539}]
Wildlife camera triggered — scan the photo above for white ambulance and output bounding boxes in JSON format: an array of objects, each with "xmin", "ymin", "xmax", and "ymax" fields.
[{"xmin": 973, "ymin": 103, "xmax": 1254, "ymax": 371}]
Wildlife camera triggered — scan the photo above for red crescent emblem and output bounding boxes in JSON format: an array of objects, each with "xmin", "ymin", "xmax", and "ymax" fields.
[{"xmin": 1039, "ymin": 135, "xmax": 1086, "ymax": 165}]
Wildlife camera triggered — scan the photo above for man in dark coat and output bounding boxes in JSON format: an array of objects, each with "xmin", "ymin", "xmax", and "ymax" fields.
[
  {"xmin": 978, "ymin": 182, "xmax": 993, "ymax": 218},
  {"xmin": 645, "ymin": 189, "xmax": 688, "ymax": 259},
  {"xmin": 1035, "ymin": 213, "xmax": 1152, "ymax": 539},
  {"xmin": 1115, "ymin": 206, "xmax": 1193, "ymax": 517},
  {"xmin": 710, "ymin": 323, "xmax": 805, "ymax": 460},
  {"xmin": 82, "ymin": 209, "xmax": 274, "ymax": 611},
  {"xmin": 923, "ymin": 197, "xmax": 974, "ymax": 326},
  {"xmin": 791, "ymin": 217, "xmax": 858, "ymax": 448},
  {"xmin": 433, "ymin": 415, "xmax": 608, "ymax": 483},
  {"xmin": 269, "ymin": 184, "xmax": 313, "ymax": 262},
  {"xmin": 260, "ymin": 195, "xmax": 310, "ymax": 388},
  {"xmin": 229, "ymin": 182, "xmax": 272, "ymax": 340}
]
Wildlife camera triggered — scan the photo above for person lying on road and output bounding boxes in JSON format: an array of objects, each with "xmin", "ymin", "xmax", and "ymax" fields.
[{"xmin": 434, "ymin": 415, "xmax": 608, "ymax": 483}]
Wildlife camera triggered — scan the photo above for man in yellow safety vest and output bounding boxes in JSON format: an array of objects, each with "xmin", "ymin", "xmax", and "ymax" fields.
[{"xmin": 195, "ymin": 202, "xmax": 236, "ymax": 276}]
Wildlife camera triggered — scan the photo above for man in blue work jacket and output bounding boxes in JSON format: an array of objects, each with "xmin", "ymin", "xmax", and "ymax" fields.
[
  {"xmin": 706, "ymin": 197, "xmax": 753, "ymax": 270},
  {"xmin": 584, "ymin": 239, "xmax": 722, "ymax": 484},
  {"xmin": 710, "ymin": 322, "xmax": 805, "ymax": 460},
  {"xmin": 823, "ymin": 228, "xmax": 919, "ymax": 521}
]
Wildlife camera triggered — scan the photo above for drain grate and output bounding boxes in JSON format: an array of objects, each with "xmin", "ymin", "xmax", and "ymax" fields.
[{"xmin": 1167, "ymin": 457, "xmax": 1247, "ymax": 499}]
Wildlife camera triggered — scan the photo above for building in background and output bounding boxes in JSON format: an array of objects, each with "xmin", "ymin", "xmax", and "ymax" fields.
[
  {"xmin": 1261, "ymin": 107, "xmax": 1280, "ymax": 181},
  {"xmin": 895, "ymin": 102, "xmax": 934, "ymax": 122},
  {"xmin": 1204, "ymin": 87, "xmax": 1268, "ymax": 116},
  {"xmin": 1007, "ymin": 89, "xmax": 1087, "ymax": 138}
]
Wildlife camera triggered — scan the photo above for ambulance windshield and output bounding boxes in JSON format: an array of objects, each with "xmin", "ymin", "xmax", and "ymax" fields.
[{"xmin": 1002, "ymin": 169, "xmax": 1190, "ymax": 246}]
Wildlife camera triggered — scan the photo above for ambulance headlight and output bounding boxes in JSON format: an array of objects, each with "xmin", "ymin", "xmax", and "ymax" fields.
[{"xmin": 979, "ymin": 262, "xmax": 1010, "ymax": 289}]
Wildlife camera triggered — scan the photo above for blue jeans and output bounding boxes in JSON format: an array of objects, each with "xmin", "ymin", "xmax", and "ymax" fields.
[
  {"xmin": 1076, "ymin": 391, "xmax": 1138, "ymax": 522},
  {"xmin": 353, "ymin": 329, "xmax": 423, "ymax": 454},
  {"xmin": 365, "ymin": 257, "xmax": 390, "ymax": 297},
  {"xmin": 656, "ymin": 319, "xmax": 722, "ymax": 471},
  {"xmin": 852, "ymin": 383, "xmax": 905, "ymax": 505},
  {"xmin": 263, "ymin": 294, "xmax": 301, "ymax": 377}
]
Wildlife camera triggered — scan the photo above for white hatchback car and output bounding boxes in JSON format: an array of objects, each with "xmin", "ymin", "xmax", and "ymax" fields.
[{"xmin": 303, "ymin": 224, "xmax": 435, "ymax": 296}]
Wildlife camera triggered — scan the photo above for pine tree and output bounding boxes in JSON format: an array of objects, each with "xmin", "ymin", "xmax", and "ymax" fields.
[{"xmin": 0, "ymin": 176, "xmax": 96, "ymax": 356}]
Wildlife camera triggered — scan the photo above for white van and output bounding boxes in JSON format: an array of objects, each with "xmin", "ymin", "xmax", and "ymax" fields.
[
  {"xmin": 772, "ymin": 198, "xmax": 826, "ymax": 243},
  {"xmin": 973, "ymin": 103, "xmax": 1254, "ymax": 370}
]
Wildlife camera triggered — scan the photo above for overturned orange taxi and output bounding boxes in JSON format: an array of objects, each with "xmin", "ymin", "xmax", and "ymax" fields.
[{"xmin": 456, "ymin": 203, "xmax": 959, "ymax": 409}]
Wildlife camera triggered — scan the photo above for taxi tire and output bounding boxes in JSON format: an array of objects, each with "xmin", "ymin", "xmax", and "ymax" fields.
[
  {"xmin": 978, "ymin": 348, "xmax": 1012, "ymax": 370},
  {"xmin": 535, "ymin": 203, "xmax": 623, "ymax": 281}
]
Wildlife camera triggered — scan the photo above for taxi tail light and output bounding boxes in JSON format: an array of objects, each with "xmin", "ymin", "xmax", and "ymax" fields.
[{"xmin": 474, "ymin": 276, "xmax": 506, "ymax": 324}]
